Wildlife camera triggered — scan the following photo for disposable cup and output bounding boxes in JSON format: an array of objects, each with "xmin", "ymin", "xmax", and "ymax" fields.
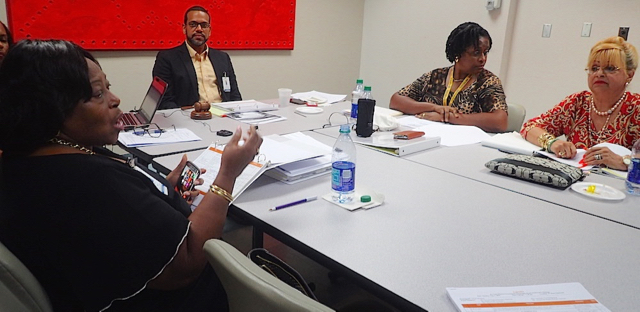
[{"xmin": 278, "ymin": 88, "xmax": 292, "ymax": 107}]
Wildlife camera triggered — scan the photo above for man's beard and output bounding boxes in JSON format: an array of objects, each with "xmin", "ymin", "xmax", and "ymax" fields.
[{"xmin": 188, "ymin": 35, "xmax": 207, "ymax": 47}]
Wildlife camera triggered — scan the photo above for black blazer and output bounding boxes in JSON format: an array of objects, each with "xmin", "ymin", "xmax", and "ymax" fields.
[{"xmin": 152, "ymin": 43, "xmax": 242, "ymax": 109}]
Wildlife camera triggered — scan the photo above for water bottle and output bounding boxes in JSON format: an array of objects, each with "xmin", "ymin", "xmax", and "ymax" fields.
[
  {"xmin": 356, "ymin": 86, "xmax": 375, "ymax": 137},
  {"xmin": 331, "ymin": 124, "xmax": 357, "ymax": 203},
  {"xmin": 626, "ymin": 139, "xmax": 640, "ymax": 195},
  {"xmin": 361, "ymin": 85, "xmax": 372, "ymax": 100},
  {"xmin": 350, "ymin": 79, "xmax": 364, "ymax": 123}
]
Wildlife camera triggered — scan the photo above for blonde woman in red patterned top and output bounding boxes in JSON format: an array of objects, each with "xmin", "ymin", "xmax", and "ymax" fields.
[{"xmin": 521, "ymin": 36, "xmax": 639, "ymax": 171}]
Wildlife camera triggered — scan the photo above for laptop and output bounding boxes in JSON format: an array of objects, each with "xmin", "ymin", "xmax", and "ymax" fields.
[{"xmin": 120, "ymin": 76, "xmax": 167, "ymax": 130}]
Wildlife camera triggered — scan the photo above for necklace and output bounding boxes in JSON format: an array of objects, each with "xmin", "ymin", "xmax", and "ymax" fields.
[
  {"xmin": 443, "ymin": 67, "xmax": 471, "ymax": 107},
  {"xmin": 590, "ymin": 92, "xmax": 626, "ymax": 116},
  {"xmin": 49, "ymin": 138, "xmax": 95, "ymax": 155},
  {"xmin": 453, "ymin": 78, "xmax": 465, "ymax": 82}
]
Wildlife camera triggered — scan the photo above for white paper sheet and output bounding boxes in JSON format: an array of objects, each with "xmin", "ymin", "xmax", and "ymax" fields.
[
  {"xmin": 260, "ymin": 133, "xmax": 328, "ymax": 167},
  {"xmin": 291, "ymin": 90, "xmax": 347, "ymax": 104},
  {"xmin": 117, "ymin": 128, "xmax": 201, "ymax": 147},
  {"xmin": 481, "ymin": 131, "xmax": 542, "ymax": 155},
  {"xmin": 413, "ymin": 123, "xmax": 490, "ymax": 146}
]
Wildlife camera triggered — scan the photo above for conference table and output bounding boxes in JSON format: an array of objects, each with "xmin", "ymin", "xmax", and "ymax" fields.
[
  {"xmin": 144, "ymin": 104, "xmax": 640, "ymax": 311},
  {"xmin": 314, "ymin": 126, "xmax": 640, "ymax": 230}
]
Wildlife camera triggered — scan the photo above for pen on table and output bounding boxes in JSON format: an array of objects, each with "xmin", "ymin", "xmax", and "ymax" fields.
[{"xmin": 270, "ymin": 196, "xmax": 317, "ymax": 211}]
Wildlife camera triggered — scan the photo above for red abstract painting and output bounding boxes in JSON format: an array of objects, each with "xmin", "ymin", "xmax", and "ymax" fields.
[{"xmin": 6, "ymin": 0, "xmax": 295, "ymax": 50}]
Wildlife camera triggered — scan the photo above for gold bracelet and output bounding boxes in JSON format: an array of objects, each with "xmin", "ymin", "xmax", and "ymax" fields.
[
  {"xmin": 210, "ymin": 184, "xmax": 233, "ymax": 202},
  {"xmin": 537, "ymin": 132, "xmax": 555, "ymax": 148}
]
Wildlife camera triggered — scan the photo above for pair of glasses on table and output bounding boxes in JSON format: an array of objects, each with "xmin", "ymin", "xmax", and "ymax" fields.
[{"xmin": 131, "ymin": 123, "xmax": 175, "ymax": 138}]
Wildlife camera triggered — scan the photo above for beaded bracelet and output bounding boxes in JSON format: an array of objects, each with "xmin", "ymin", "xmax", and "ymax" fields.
[{"xmin": 210, "ymin": 184, "xmax": 233, "ymax": 202}]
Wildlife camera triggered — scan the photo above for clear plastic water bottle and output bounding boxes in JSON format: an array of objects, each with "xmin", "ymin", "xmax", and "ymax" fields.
[
  {"xmin": 361, "ymin": 86, "xmax": 372, "ymax": 100},
  {"xmin": 331, "ymin": 124, "xmax": 357, "ymax": 203},
  {"xmin": 626, "ymin": 139, "xmax": 640, "ymax": 195},
  {"xmin": 350, "ymin": 79, "xmax": 364, "ymax": 123}
]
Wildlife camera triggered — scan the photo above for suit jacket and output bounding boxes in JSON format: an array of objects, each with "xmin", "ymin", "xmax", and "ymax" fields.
[{"xmin": 152, "ymin": 43, "xmax": 242, "ymax": 109}]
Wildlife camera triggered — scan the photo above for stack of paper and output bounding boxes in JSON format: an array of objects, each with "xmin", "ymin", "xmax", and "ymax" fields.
[
  {"xmin": 263, "ymin": 132, "xmax": 333, "ymax": 184},
  {"xmin": 446, "ymin": 282, "xmax": 610, "ymax": 312}
]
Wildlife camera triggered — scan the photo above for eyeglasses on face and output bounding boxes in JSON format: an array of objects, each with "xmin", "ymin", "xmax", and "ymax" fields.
[
  {"xmin": 132, "ymin": 123, "xmax": 165, "ymax": 138},
  {"xmin": 187, "ymin": 22, "xmax": 211, "ymax": 29},
  {"xmin": 585, "ymin": 65, "xmax": 620, "ymax": 75}
]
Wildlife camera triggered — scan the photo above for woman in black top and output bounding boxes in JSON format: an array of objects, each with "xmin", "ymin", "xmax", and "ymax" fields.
[{"xmin": 0, "ymin": 40, "xmax": 262, "ymax": 311}]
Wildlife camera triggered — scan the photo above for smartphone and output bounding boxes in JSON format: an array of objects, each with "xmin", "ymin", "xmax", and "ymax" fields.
[{"xmin": 179, "ymin": 161, "xmax": 201, "ymax": 193}]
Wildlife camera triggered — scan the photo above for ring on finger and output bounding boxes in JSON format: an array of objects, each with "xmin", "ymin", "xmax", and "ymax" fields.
[
  {"xmin": 595, "ymin": 154, "xmax": 602, "ymax": 160},
  {"xmin": 559, "ymin": 151, "xmax": 566, "ymax": 157}
]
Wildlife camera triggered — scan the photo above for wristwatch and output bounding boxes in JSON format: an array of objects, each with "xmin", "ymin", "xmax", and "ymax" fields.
[{"xmin": 623, "ymin": 155, "xmax": 632, "ymax": 168}]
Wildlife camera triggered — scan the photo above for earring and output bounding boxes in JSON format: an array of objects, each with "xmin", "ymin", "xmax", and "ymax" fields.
[{"xmin": 454, "ymin": 57, "xmax": 459, "ymax": 63}]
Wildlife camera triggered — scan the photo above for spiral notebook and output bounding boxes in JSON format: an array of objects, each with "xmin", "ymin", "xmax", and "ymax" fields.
[{"xmin": 190, "ymin": 144, "xmax": 269, "ymax": 206}]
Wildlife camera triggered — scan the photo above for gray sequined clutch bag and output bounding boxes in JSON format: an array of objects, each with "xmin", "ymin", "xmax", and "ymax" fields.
[{"xmin": 485, "ymin": 154, "xmax": 584, "ymax": 189}]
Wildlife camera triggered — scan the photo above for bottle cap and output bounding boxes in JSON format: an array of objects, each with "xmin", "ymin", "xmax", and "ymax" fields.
[
  {"xmin": 364, "ymin": 86, "xmax": 371, "ymax": 91},
  {"xmin": 360, "ymin": 195, "xmax": 371, "ymax": 202},
  {"xmin": 357, "ymin": 79, "xmax": 363, "ymax": 84},
  {"xmin": 339, "ymin": 124, "xmax": 351, "ymax": 133}
]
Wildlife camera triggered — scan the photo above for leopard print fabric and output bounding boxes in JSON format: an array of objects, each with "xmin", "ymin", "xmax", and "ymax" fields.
[{"xmin": 397, "ymin": 66, "xmax": 507, "ymax": 114}]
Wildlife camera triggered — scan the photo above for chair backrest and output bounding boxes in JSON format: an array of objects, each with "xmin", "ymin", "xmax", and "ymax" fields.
[
  {"xmin": 203, "ymin": 239, "xmax": 335, "ymax": 312},
  {"xmin": 0, "ymin": 241, "xmax": 53, "ymax": 312},
  {"xmin": 506, "ymin": 103, "xmax": 527, "ymax": 132}
]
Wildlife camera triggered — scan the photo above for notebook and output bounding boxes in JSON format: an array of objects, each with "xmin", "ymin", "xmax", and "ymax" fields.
[{"xmin": 120, "ymin": 76, "xmax": 167, "ymax": 130}]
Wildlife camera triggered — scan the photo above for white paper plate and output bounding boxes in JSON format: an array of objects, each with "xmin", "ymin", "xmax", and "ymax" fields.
[
  {"xmin": 296, "ymin": 107, "xmax": 324, "ymax": 114},
  {"xmin": 570, "ymin": 182, "xmax": 626, "ymax": 201}
]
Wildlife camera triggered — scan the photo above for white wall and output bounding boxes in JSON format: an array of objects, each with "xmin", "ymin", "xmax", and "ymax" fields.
[
  {"xmin": 359, "ymin": 0, "xmax": 640, "ymax": 121},
  {"xmin": 0, "ymin": 1, "xmax": 364, "ymax": 112},
  {"xmin": 4, "ymin": 1, "xmax": 640, "ymax": 122},
  {"xmin": 505, "ymin": 0, "xmax": 640, "ymax": 119},
  {"xmin": 359, "ymin": 0, "xmax": 515, "ymax": 109}
]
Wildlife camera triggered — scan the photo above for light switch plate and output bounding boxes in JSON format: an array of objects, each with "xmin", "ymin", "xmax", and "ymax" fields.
[{"xmin": 542, "ymin": 24, "xmax": 552, "ymax": 38}]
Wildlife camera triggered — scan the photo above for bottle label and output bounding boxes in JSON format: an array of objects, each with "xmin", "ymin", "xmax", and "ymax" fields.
[
  {"xmin": 628, "ymin": 158, "xmax": 640, "ymax": 184},
  {"xmin": 331, "ymin": 161, "xmax": 355, "ymax": 192},
  {"xmin": 351, "ymin": 103, "xmax": 358, "ymax": 119}
]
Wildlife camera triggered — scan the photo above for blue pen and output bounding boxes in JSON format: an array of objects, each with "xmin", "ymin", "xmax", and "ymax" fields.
[{"xmin": 270, "ymin": 196, "xmax": 317, "ymax": 211}]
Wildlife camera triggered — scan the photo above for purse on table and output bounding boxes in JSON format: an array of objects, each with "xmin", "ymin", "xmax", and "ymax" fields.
[{"xmin": 484, "ymin": 154, "xmax": 584, "ymax": 189}]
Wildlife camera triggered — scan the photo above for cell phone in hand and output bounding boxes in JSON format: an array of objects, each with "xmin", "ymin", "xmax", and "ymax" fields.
[{"xmin": 179, "ymin": 161, "xmax": 201, "ymax": 194}]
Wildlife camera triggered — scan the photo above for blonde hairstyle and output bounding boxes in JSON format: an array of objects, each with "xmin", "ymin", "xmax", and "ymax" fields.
[{"xmin": 587, "ymin": 36, "xmax": 638, "ymax": 72}]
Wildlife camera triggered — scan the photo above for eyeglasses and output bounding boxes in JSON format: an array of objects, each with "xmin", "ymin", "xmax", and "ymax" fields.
[
  {"xmin": 585, "ymin": 65, "xmax": 620, "ymax": 75},
  {"xmin": 187, "ymin": 22, "xmax": 210, "ymax": 29},
  {"xmin": 132, "ymin": 123, "xmax": 165, "ymax": 138}
]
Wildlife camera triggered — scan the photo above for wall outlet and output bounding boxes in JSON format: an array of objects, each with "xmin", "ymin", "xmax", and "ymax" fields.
[{"xmin": 619, "ymin": 27, "xmax": 630, "ymax": 40}]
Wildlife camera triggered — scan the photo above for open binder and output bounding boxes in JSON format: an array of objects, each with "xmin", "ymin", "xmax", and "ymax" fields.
[{"xmin": 191, "ymin": 144, "xmax": 269, "ymax": 205}]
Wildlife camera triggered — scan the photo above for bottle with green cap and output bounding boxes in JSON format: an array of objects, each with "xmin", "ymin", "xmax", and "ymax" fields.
[
  {"xmin": 350, "ymin": 79, "xmax": 364, "ymax": 123},
  {"xmin": 331, "ymin": 124, "xmax": 356, "ymax": 203}
]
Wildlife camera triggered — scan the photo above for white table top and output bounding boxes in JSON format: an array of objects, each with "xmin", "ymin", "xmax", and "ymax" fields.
[
  {"xmin": 153, "ymin": 131, "xmax": 640, "ymax": 312},
  {"xmin": 313, "ymin": 126, "xmax": 640, "ymax": 230}
]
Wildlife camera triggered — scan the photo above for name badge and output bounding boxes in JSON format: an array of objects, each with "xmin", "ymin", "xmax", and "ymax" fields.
[{"xmin": 222, "ymin": 76, "xmax": 231, "ymax": 92}]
